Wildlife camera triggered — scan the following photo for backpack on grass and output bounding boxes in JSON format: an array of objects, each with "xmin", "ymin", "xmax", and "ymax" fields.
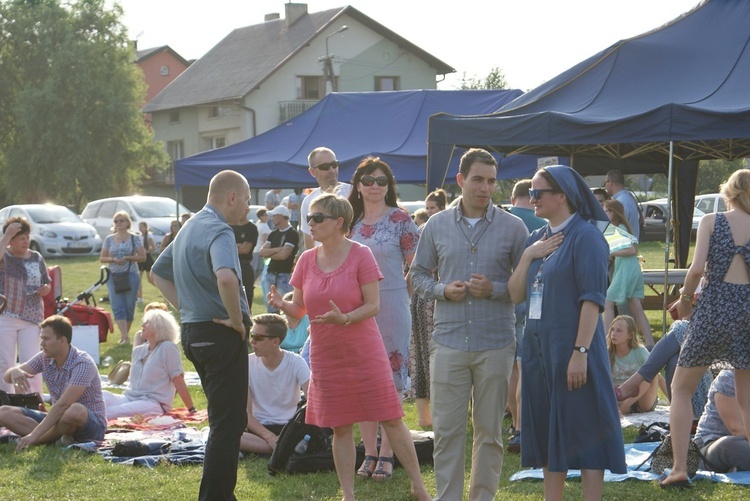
[{"xmin": 267, "ymin": 398, "xmax": 334, "ymax": 475}]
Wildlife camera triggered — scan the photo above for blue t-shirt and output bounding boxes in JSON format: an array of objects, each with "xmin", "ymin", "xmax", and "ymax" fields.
[
  {"xmin": 695, "ymin": 370, "xmax": 734, "ymax": 446},
  {"xmin": 152, "ymin": 205, "xmax": 250, "ymax": 323}
]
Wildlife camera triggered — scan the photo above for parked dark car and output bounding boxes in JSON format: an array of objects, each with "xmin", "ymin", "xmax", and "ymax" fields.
[{"xmin": 640, "ymin": 199, "xmax": 704, "ymax": 241}]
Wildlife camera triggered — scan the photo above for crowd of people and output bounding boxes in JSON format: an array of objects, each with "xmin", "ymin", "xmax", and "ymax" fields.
[{"xmin": 1, "ymin": 151, "xmax": 748, "ymax": 501}]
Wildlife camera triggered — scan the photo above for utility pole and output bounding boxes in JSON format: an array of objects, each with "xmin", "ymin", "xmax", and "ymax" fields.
[{"xmin": 320, "ymin": 25, "xmax": 348, "ymax": 94}]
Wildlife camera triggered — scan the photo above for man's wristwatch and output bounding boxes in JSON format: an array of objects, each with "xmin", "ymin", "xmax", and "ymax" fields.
[{"xmin": 574, "ymin": 346, "xmax": 589, "ymax": 354}]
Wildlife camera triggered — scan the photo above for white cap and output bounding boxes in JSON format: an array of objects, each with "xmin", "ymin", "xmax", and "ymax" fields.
[{"xmin": 268, "ymin": 205, "xmax": 290, "ymax": 218}]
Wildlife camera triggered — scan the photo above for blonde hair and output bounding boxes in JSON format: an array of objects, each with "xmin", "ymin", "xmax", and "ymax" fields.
[
  {"xmin": 720, "ymin": 169, "xmax": 750, "ymax": 213},
  {"xmin": 111, "ymin": 210, "xmax": 132, "ymax": 230},
  {"xmin": 607, "ymin": 315, "xmax": 642, "ymax": 367},
  {"xmin": 413, "ymin": 208, "xmax": 428, "ymax": 226},
  {"xmin": 143, "ymin": 309, "xmax": 180, "ymax": 344}
]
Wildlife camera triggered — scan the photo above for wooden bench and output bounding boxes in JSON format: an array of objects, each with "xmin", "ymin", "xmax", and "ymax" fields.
[{"xmin": 641, "ymin": 268, "xmax": 688, "ymax": 310}]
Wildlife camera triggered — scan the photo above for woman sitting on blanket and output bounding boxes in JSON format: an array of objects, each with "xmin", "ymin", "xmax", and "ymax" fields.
[
  {"xmin": 103, "ymin": 309, "xmax": 195, "ymax": 419},
  {"xmin": 607, "ymin": 315, "xmax": 659, "ymax": 415}
]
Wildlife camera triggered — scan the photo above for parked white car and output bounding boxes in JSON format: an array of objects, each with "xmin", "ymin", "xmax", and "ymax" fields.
[
  {"xmin": 694, "ymin": 193, "xmax": 726, "ymax": 214},
  {"xmin": 81, "ymin": 196, "xmax": 191, "ymax": 251},
  {"xmin": 0, "ymin": 204, "xmax": 102, "ymax": 257}
]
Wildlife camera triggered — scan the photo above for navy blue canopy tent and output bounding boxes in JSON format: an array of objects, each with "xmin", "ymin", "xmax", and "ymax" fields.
[
  {"xmin": 427, "ymin": 0, "xmax": 750, "ymax": 268},
  {"xmin": 174, "ymin": 89, "xmax": 542, "ymax": 190}
]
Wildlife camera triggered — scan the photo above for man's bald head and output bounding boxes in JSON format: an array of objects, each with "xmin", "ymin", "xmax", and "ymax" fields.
[
  {"xmin": 207, "ymin": 170, "xmax": 251, "ymax": 223},
  {"xmin": 208, "ymin": 170, "xmax": 248, "ymax": 200}
]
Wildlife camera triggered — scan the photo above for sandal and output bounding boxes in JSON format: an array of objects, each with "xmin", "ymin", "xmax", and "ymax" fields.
[
  {"xmin": 356, "ymin": 455, "xmax": 377, "ymax": 479},
  {"xmin": 372, "ymin": 456, "xmax": 394, "ymax": 482}
]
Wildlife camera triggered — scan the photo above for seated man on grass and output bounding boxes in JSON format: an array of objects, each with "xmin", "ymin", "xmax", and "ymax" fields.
[
  {"xmin": 240, "ymin": 313, "xmax": 309, "ymax": 455},
  {"xmin": 0, "ymin": 315, "xmax": 106, "ymax": 449}
]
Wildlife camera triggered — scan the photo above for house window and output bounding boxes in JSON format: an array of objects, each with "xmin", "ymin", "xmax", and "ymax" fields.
[
  {"xmin": 169, "ymin": 111, "xmax": 180, "ymax": 123},
  {"xmin": 211, "ymin": 136, "xmax": 226, "ymax": 149},
  {"xmin": 375, "ymin": 76, "xmax": 399, "ymax": 91},
  {"xmin": 208, "ymin": 105, "xmax": 220, "ymax": 118},
  {"xmin": 160, "ymin": 65, "xmax": 169, "ymax": 76},
  {"xmin": 296, "ymin": 76, "xmax": 327, "ymax": 99},
  {"xmin": 167, "ymin": 140, "xmax": 184, "ymax": 160}
]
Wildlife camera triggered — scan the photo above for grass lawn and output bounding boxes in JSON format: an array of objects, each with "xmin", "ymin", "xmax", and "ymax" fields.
[{"xmin": 1, "ymin": 251, "xmax": 746, "ymax": 499}]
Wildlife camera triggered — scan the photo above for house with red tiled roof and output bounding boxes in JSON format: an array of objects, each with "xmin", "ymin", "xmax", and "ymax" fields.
[{"xmin": 142, "ymin": 3, "xmax": 453, "ymax": 200}]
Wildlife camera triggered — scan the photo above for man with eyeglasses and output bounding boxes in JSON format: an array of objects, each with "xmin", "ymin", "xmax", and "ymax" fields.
[
  {"xmin": 411, "ymin": 148, "xmax": 528, "ymax": 501},
  {"xmin": 152, "ymin": 170, "xmax": 252, "ymax": 501},
  {"xmin": 299, "ymin": 147, "xmax": 352, "ymax": 250},
  {"xmin": 240, "ymin": 313, "xmax": 309, "ymax": 455}
]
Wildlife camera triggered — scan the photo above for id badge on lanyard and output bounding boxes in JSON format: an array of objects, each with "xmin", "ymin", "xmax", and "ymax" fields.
[{"xmin": 529, "ymin": 277, "xmax": 543, "ymax": 320}]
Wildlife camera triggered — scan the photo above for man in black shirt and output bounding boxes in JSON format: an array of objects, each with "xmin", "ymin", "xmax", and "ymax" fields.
[
  {"xmin": 259, "ymin": 205, "xmax": 298, "ymax": 312},
  {"xmin": 231, "ymin": 217, "xmax": 258, "ymax": 312}
]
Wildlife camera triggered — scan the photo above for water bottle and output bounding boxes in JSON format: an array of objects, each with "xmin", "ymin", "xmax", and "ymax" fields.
[
  {"xmin": 294, "ymin": 434, "xmax": 311, "ymax": 454},
  {"xmin": 102, "ymin": 356, "xmax": 113, "ymax": 368}
]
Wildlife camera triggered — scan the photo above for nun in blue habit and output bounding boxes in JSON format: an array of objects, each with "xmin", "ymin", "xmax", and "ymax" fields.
[{"xmin": 508, "ymin": 165, "xmax": 626, "ymax": 497}]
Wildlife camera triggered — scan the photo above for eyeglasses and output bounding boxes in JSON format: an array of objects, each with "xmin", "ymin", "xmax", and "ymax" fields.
[
  {"xmin": 306, "ymin": 212, "xmax": 338, "ymax": 224},
  {"xmin": 250, "ymin": 333, "xmax": 275, "ymax": 341},
  {"xmin": 113, "ymin": 218, "xmax": 128, "ymax": 223},
  {"xmin": 360, "ymin": 175, "xmax": 389, "ymax": 187},
  {"xmin": 313, "ymin": 161, "xmax": 339, "ymax": 171},
  {"xmin": 528, "ymin": 189, "xmax": 556, "ymax": 199}
]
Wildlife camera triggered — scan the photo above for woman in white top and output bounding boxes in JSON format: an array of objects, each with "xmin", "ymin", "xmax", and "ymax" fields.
[{"xmin": 103, "ymin": 309, "xmax": 195, "ymax": 419}]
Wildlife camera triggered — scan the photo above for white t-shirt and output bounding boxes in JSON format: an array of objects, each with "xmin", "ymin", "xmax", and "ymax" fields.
[
  {"xmin": 299, "ymin": 183, "xmax": 352, "ymax": 246},
  {"xmin": 254, "ymin": 221, "xmax": 272, "ymax": 255},
  {"xmin": 248, "ymin": 350, "xmax": 310, "ymax": 425}
]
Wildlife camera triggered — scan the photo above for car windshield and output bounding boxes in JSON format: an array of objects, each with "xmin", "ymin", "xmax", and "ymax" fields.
[
  {"xmin": 26, "ymin": 206, "xmax": 81, "ymax": 224},
  {"xmin": 129, "ymin": 199, "xmax": 189, "ymax": 218}
]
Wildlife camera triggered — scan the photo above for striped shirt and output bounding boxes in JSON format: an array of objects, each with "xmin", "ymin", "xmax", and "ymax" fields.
[
  {"xmin": 26, "ymin": 346, "xmax": 107, "ymax": 427},
  {"xmin": 411, "ymin": 203, "xmax": 528, "ymax": 352}
]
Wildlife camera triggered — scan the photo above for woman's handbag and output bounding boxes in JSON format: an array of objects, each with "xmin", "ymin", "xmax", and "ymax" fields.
[
  {"xmin": 637, "ymin": 432, "xmax": 709, "ymax": 478},
  {"xmin": 111, "ymin": 235, "xmax": 135, "ymax": 293},
  {"xmin": 112, "ymin": 272, "xmax": 131, "ymax": 293},
  {"xmin": 108, "ymin": 360, "xmax": 132, "ymax": 385}
]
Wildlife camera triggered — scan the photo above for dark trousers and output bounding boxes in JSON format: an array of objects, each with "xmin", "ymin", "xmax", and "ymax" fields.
[{"xmin": 182, "ymin": 322, "xmax": 248, "ymax": 501}]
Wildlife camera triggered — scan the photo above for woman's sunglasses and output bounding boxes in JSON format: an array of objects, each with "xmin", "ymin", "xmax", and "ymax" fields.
[
  {"xmin": 313, "ymin": 161, "xmax": 339, "ymax": 171},
  {"xmin": 528, "ymin": 188, "xmax": 556, "ymax": 199},
  {"xmin": 306, "ymin": 212, "xmax": 338, "ymax": 224},
  {"xmin": 360, "ymin": 175, "xmax": 389, "ymax": 187}
]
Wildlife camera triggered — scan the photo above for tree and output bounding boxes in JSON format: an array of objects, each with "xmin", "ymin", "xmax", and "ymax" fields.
[
  {"xmin": 0, "ymin": 0, "xmax": 168, "ymax": 209},
  {"xmin": 459, "ymin": 66, "xmax": 509, "ymax": 90}
]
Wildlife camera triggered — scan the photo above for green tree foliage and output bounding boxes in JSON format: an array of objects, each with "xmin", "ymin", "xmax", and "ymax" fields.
[
  {"xmin": 696, "ymin": 159, "xmax": 746, "ymax": 194},
  {"xmin": 460, "ymin": 66, "xmax": 509, "ymax": 90},
  {"xmin": 0, "ymin": 0, "xmax": 168, "ymax": 209}
]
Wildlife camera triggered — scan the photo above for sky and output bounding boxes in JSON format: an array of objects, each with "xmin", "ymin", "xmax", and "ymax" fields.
[{"xmin": 111, "ymin": 0, "xmax": 700, "ymax": 91}]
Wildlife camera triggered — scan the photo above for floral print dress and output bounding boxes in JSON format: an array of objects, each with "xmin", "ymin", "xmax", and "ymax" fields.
[{"xmin": 350, "ymin": 207, "xmax": 419, "ymax": 390}]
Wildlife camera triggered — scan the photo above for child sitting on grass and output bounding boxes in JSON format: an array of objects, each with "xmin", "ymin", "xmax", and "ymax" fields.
[{"xmin": 608, "ymin": 315, "xmax": 659, "ymax": 415}]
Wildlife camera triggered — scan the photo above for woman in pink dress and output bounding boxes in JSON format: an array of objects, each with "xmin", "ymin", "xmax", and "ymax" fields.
[{"xmin": 268, "ymin": 194, "xmax": 430, "ymax": 501}]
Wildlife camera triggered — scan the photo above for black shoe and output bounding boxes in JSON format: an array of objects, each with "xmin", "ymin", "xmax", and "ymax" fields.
[{"xmin": 0, "ymin": 434, "xmax": 20, "ymax": 444}]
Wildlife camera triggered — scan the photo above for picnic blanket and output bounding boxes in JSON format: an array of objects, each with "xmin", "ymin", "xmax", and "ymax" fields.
[
  {"xmin": 620, "ymin": 404, "xmax": 670, "ymax": 428},
  {"xmin": 107, "ymin": 407, "xmax": 208, "ymax": 430},
  {"xmin": 510, "ymin": 442, "xmax": 750, "ymax": 485}
]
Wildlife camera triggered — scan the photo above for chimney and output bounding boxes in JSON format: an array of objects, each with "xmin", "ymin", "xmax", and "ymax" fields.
[
  {"xmin": 285, "ymin": 3, "xmax": 308, "ymax": 27},
  {"xmin": 265, "ymin": 13, "xmax": 280, "ymax": 22}
]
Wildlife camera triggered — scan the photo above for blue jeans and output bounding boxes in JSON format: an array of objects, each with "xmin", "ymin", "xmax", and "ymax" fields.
[
  {"xmin": 264, "ymin": 271, "xmax": 292, "ymax": 311},
  {"xmin": 22, "ymin": 407, "xmax": 106, "ymax": 442},
  {"xmin": 182, "ymin": 322, "xmax": 248, "ymax": 501},
  {"xmin": 106, "ymin": 269, "xmax": 140, "ymax": 321}
]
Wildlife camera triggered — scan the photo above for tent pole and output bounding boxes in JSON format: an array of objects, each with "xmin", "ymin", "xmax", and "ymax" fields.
[{"xmin": 662, "ymin": 141, "xmax": 675, "ymax": 334}]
